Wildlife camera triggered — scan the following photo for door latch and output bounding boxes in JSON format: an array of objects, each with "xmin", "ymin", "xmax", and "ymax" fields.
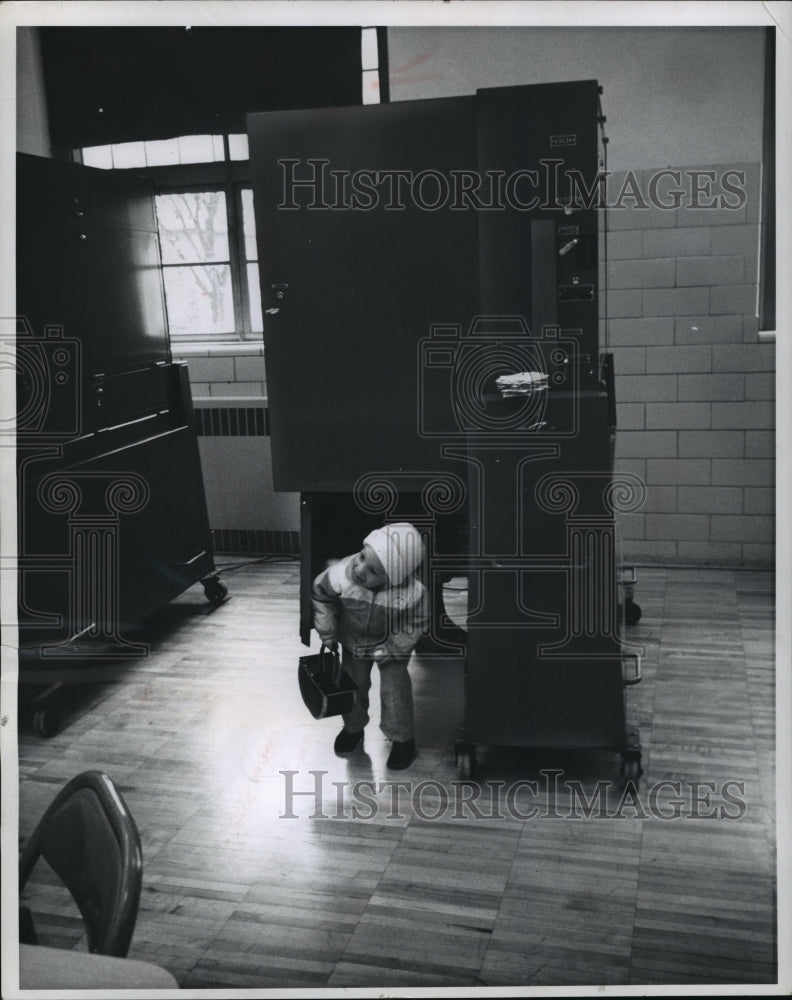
[{"xmin": 266, "ymin": 283, "xmax": 289, "ymax": 315}]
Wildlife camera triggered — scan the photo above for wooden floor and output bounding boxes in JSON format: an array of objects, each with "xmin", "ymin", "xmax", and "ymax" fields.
[{"xmin": 16, "ymin": 560, "xmax": 778, "ymax": 989}]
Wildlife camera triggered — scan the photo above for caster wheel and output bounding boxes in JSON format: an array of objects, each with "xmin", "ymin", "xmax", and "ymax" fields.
[
  {"xmin": 620, "ymin": 755, "xmax": 642, "ymax": 787},
  {"xmin": 203, "ymin": 578, "xmax": 228, "ymax": 606},
  {"xmin": 625, "ymin": 599, "xmax": 642, "ymax": 626},
  {"xmin": 456, "ymin": 747, "xmax": 477, "ymax": 781},
  {"xmin": 33, "ymin": 704, "xmax": 61, "ymax": 738}
]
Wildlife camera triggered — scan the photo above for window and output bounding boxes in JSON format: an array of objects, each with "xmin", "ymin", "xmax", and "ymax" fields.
[
  {"xmin": 361, "ymin": 26, "xmax": 380, "ymax": 105},
  {"xmin": 156, "ymin": 189, "xmax": 234, "ymax": 338},
  {"xmin": 77, "ymin": 134, "xmax": 263, "ymax": 342},
  {"xmin": 74, "ymin": 27, "xmax": 384, "ymax": 342}
]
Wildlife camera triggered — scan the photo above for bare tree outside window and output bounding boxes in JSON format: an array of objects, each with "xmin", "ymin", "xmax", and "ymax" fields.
[{"xmin": 155, "ymin": 191, "xmax": 234, "ymax": 336}]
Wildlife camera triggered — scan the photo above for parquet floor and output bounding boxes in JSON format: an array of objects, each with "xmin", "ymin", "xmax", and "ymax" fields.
[{"xmin": 16, "ymin": 561, "xmax": 778, "ymax": 989}]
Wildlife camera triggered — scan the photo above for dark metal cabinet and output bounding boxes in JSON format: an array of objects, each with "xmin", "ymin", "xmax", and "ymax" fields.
[
  {"xmin": 16, "ymin": 155, "xmax": 219, "ymax": 723},
  {"xmin": 248, "ymin": 81, "xmax": 641, "ymax": 779},
  {"xmin": 17, "ymin": 153, "xmax": 170, "ymax": 383}
]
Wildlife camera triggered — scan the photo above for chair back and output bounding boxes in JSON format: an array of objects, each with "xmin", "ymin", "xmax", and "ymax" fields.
[{"xmin": 19, "ymin": 771, "xmax": 142, "ymax": 957}]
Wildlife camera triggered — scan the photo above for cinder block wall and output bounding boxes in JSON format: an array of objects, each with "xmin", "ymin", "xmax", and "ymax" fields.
[
  {"xmin": 174, "ymin": 160, "xmax": 776, "ymax": 568},
  {"xmin": 173, "ymin": 344, "xmax": 268, "ymax": 398},
  {"xmin": 172, "ymin": 344, "xmax": 301, "ymax": 553},
  {"xmin": 606, "ymin": 163, "xmax": 775, "ymax": 566}
]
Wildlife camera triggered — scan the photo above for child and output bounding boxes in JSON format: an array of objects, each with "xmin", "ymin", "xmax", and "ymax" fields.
[{"xmin": 312, "ymin": 522, "xmax": 427, "ymax": 770}]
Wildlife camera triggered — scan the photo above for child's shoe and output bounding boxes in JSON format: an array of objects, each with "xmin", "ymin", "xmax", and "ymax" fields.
[
  {"xmin": 334, "ymin": 728, "xmax": 364, "ymax": 755},
  {"xmin": 387, "ymin": 738, "xmax": 416, "ymax": 770}
]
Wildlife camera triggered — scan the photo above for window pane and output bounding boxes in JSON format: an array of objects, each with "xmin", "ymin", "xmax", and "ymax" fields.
[
  {"xmin": 361, "ymin": 27, "xmax": 378, "ymax": 71},
  {"xmin": 112, "ymin": 141, "xmax": 147, "ymax": 169},
  {"xmin": 212, "ymin": 135, "xmax": 226, "ymax": 161},
  {"xmin": 177, "ymin": 135, "xmax": 219, "ymax": 164},
  {"xmin": 228, "ymin": 134, "xmax": 249, "ymax": 161},
  {"xmin": 162, "ymin": 265, "xmax": 234, "ymax": 336},
  {"xmin": 155, "ymin": 191, "xmax": 229, "ymax": 265},
  {"xmin": 247, "ymin": 262, "xmax": 263, "ymax": 333},
  {"xmin": 362, "ymin": 69, "xmax": 380, "ymax": 105},
  {"xmin": 240, "ymin": 188, "xmax": 258, "ymax": 260},
  {"xmin": 82, "ymin": 145, "xmax": 113, "ymax": 169},
  {"xmin": 145, "ymin": 137, "xmax": 180, "ymax": 167}
]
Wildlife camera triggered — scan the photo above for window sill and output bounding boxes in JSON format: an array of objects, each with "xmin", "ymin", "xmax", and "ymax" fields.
[{"xmin": 171, "ymin": 341, "xmax": 264, "ymax": 358}]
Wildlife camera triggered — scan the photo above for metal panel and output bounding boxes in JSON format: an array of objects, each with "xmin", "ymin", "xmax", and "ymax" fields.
[{"xmin": 248, "ymin": 98, "xmax": 479, "ymax": 491}]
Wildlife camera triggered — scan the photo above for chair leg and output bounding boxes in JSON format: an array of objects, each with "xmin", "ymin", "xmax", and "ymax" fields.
[{"xmin": 19, "ymin": 905, "xmax": 38, "ymax": 945}]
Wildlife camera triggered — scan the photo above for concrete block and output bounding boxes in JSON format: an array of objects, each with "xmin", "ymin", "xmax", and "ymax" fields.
[
  {"xmin": 185, "ymin": 356, "xmax": 235, "ymax": 382},
  {"xmin": 709, "ymin": 284, "xmax": 757, "ymax": 316},
  {"xmin": 643, "ymin": 485, "xmax": 677, "ymax": 513},
  {"xmin": 712, "ymin": 342, "xmax": 776, "ymax": 373},
  {"xmin": 608, "ymin": 317, "xmax": 674, "ymax": 347},
  {"xmin": 678, "ymin": 430, "xmax": 744, "ymax": 459},
  {"xmin": 673, "ymin": 203, "xmax": 747, "ymax": 228},
  {"xmin": 188, "ymin": 381, "xmax": 211, "ymax": 397},
  {"xmin": 619, "ymin": 512, "xmax": 646, "ymax": 539},
  {"xmin": 646, "ymin": 402, "xmax": 711, "ymax": 430},
  {"xmin": 607, "ymin": 258, "xmax": 675, "ymax": 289},
  {"xmin": 743, "ymin": 487, "xmax": 774, "ymax": 516},
  {"xmin": 674, "ymin": 314, "xmax": 743, "ymax": 345},
  {"xmin": 606, "ymin": 230, "xmax": 643, "ymax": 260},
  {"xmin": 607, "ymin": 203, "xmax": 676, "ymax": 231},
  {"xmin": 677, "ymin": 486, "xmax": 742, "ymax": 515},
  {"xmin": 741, "ymin": 543, "xmax": 775, "ymax": 564},
  {"xmin": 646, "ymin": 345, "xmax": 711, "ymax": 373},
  {"xmin": 711, "ymin": 515, "xmax": 774, "ymax": 544},
  {"xmin": 643, "ymin": 287, "xmax": 709, "ymax": 318},
  {"xmin": 744, "ymin": 254, "xmax": 759, "ymax": 283},
  {"xmin": 710, "ymin": 223, "xmax": 760, "ymax": 256},
  {"xmin": 616, "ymin": 430, "xmax": 677, "ymax": 459},
  {"xmin": 678, "ymin": 374, "xmax": 744, "ymax": 402},
  {"xmin": 712, "ymin": 458, "xmax": 774, "ymax": 487},
  {"xmin": 642, "ymin": 227, "xmax": 710, "ymax": 258},
  {"xmin": 676, "ymin": 256, "xmax": 745, "ymax": 287},
  {"xmin": 742, "ymin": 315, "xmax": 761, "ymax": 341},
  {"xmin": 614, "ymin": 458, "xmax": 646, "ymax": 481},
  {"xmin": 210, "ymin": 381, "xmax": 265, "ymax": 397},
  {"xmin": 711, "ymin": 401, "xmax": 774, "ymax": 429},
  {"xmin": 745, "ymin": 373, "xmax": 776, "ymax": 401},
  {"xmin": 646, "ymin": 512, "xmax": 709, "ymax": 541},
  {"xmin": 606, "ymin": 290, "xmax": 643, "ymax": 318},
  {"xmin": 647, "ymin": 459, "xmax": 712, "ymax": 486},
  {"xmin": 616, "ymin": 403, "xmax": 645, "ymax": 430},
  {"xmin": 744, "ymin": 430, "xmax": 775, "ymax": 458},
  {"xmin": 234, "ymin": 355, "xmax": 267, "ymax": 381},
  {"xmin": 617, "ymin": 374, "xmax": 676, "ymax": 402},
  {"xmin": 612, "ymin": 347, "xmax": 646, "ymax": 374},
  {"xmin": 737, "ymin": 165, "xmax": 761, "ymax": 224},
  {"xmin": 624, "ymin": 540, "xmax": 678, "ymax": 561},
  {"xmin": 676, "ymin": 540, "xmax": 742, "ymax": 563}
]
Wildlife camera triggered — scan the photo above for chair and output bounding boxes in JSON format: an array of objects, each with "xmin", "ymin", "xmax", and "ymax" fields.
[{"xmin": 19, "ymin": 770, "xmax": 143, "ymax": 957}]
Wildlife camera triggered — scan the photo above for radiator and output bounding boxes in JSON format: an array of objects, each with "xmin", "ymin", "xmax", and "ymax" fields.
[{"xmin": 192, "ymin": 397, "xmax": 300, "ymax": 555}]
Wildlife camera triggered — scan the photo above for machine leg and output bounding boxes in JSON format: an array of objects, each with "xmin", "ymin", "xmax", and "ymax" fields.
[
  {"xmin": 455, "ymin": 742, "xmax": 478, "ymax": 781},
  {"xmin": 619, "ymin": 726, "xmax": 643, "ymax": 788}
]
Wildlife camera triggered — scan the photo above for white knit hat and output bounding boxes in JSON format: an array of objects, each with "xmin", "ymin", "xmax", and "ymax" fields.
[{"xmin": 364, "ymin": 522, "xmax": 424, "ymax": 585}]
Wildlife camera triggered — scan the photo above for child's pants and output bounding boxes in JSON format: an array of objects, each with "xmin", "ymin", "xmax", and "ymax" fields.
[{"xmin": 341, "ymin": 649, "xmax": 414, "ymax": 742}]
